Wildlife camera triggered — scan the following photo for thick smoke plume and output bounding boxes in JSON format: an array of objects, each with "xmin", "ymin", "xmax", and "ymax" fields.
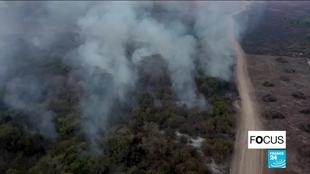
[{"xmin": 0, "ymin": 2, "xmax": 252, "ymax": 147}]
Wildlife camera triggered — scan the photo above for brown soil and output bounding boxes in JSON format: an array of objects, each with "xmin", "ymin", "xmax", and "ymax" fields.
[
  {"xmin": 230, "ymin": 42, "xmax": 264, "ymax": 174},
  {"xmin": 247, "ymin": 54, "xmax": 310, "ymax": 174}
]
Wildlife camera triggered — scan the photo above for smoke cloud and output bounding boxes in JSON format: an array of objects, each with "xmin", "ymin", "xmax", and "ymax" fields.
[{"xmin": 0, "ymin": 1, "xmax": 254, "ymax": 147}]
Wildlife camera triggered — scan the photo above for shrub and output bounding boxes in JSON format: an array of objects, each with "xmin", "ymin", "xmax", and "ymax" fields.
[
  {"xmin": 262, "ymin": 94, "xmax": 277, "ymax": 102},
  {"xmin": 105, "ymin": 127, "xmax": 134, "ymax": 164},
  {"xmin": 202, "ymin": 138, "xmax": 233, "ymax": 163},
  {"xmin": 292, "ymin": 91, "xmax": 307, "ymax": 100}
]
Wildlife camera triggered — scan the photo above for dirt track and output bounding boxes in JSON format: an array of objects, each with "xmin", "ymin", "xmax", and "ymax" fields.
[
  {"xmin": 230, "ymin": 40, "xmax": 265, "ymax": 174},
  {"xmin": 226, "ymin": 2, "xmax": 266, "ymax": 172}
]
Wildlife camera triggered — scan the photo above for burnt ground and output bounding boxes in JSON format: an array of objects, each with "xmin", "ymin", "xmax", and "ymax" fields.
[
  {"xmin": 243, "ymin": 1, "xmax": 310, "ymax": 58},
  {"xmin": 247, "ymin": 54, "xmax": 310, "ymax": 174},
  {"xmin": 243, "ymin": 2, "xmax": 310, "ymax": 173}
]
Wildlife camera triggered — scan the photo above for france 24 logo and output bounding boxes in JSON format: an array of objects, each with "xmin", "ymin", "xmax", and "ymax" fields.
[{"xmin": 268, "ymin": 150, "xmax": 286, "ymax": 168}]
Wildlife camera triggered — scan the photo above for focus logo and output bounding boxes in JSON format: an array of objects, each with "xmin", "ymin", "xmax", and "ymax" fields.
[
  {"xmin": 268, "ymin": 150, "xmax": 286, "ymax": 168},
  {"xmin": 248, "ymin": 131, "xmax": 286, "ymax": 149}
]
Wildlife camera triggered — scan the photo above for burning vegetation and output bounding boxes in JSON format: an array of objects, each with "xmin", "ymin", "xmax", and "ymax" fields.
[{"xmin": 0, "ymin": 1, "xmax": 254, "ymax": 173}]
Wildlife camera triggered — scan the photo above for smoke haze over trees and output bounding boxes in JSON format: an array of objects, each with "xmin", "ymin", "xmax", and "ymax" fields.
[
  {"xmin": 0, "ymin": 1, "xmax": 250, "ymax": 143},
  {"xmin": 0, "ymin": 1, "xmax": 264, "ymax": 174},
  {"xmin": 0, "ymin": 2, "xmax": 260, "ymax": 173}
]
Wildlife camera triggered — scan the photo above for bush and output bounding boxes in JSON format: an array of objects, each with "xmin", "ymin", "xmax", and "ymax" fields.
[
  {"xmin": 211, "ymin": 96, "xmax": 232, "ymax": 117},
  {"xmin": 262, "ymin": 94, "xmax": 277, "ymax": 102},
  {"xmin": 105, "ymin": 127, "xmax": 134, "ymax": 164},
  {"xmin": 202, "ymin": 138, "xmax": 233, "ymax": 163},
  {"xmin": 292, "ymin": 91, "xmax": 307, "ymax": 100},
  {"xmin": 30, "ymin": 141, "xmax": 95, "ymax": 174},
  {"xmin": 5, "ymin": 169, "xmax": 21, "ymax": 174},
  {"xmin": 263, "ymin": 110, "xmax": 285, "ymax": 119},
  {"xmin": 262, "ymin": 81, "xmax": 274, "ymax": 87},
  {"xmin": 299, "ymin": 108, "xmax": 310, "ymax": 114}
]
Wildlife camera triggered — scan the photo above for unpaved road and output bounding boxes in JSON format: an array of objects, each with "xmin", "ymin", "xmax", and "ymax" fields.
[
  {"xmin": 228, "ymin": 16, "xmax": 265, "ymax": 173},
  {"xmin": 230, "ymin": 39, "xmax": 265, "ymax": 174}
]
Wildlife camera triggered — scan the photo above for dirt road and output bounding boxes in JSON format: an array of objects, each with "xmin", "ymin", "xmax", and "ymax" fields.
[
  {"xmin": 224, "ymin": 2, "xmax": 265, "ymax": 172},
  {"xmin": 230, "ymin": 39, "xmax": 265, "ymax": 174}
]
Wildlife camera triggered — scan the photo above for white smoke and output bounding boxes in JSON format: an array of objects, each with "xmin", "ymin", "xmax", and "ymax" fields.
[
  {"xmin": 0, "ymin": 2, "xmax": 255, "ymax": 148},
  {"xmin": 132, "ymin": 16, "xmax": 205, "ymax": 108},
  {"xmin": 4, "ymin": 76, "xmax": 56, "ymax": 139}
]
